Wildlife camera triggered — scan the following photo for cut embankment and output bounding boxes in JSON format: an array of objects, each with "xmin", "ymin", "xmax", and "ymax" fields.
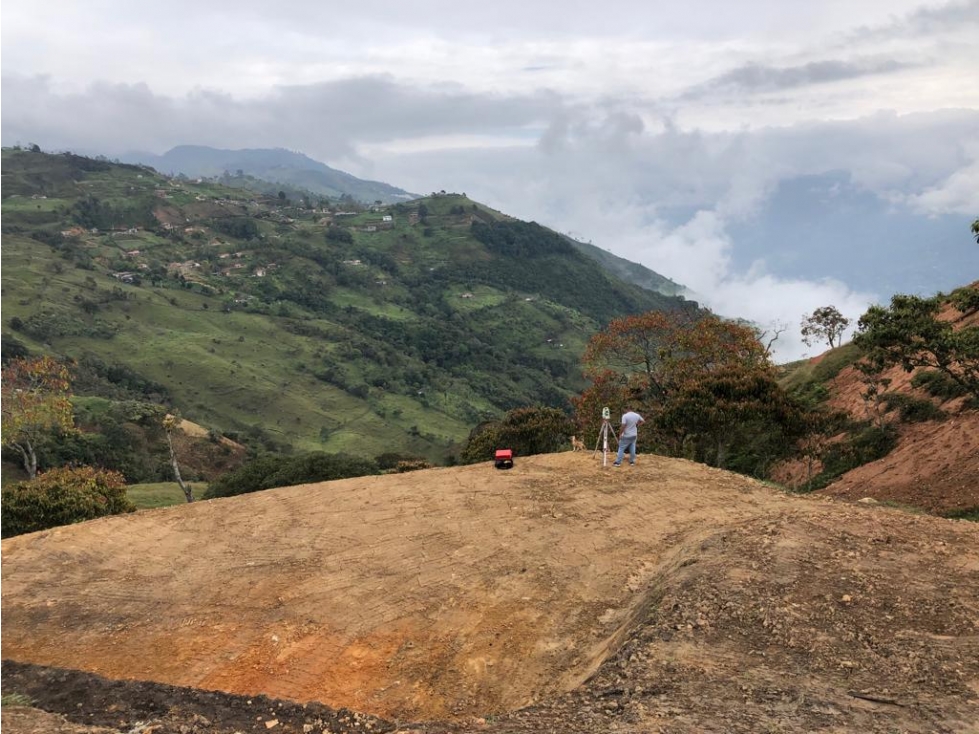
[{"xmin": 3, "ymin": 453, "xmax": 978, "ymax": 731}]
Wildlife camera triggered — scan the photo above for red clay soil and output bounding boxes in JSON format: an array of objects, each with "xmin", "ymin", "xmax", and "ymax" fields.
[
  {"xmin": 3, "ymin": 452, "xmax": 979, "ymax": 733},
  {"xmin": 774, "ymin": 289, "xmax": 979, "ymax": 515}
]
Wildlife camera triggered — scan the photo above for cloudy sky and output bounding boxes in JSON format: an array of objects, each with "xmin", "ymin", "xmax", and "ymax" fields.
[{"xmin": 3, "ymin": 0, "xmax": 978, "ymax": 359}]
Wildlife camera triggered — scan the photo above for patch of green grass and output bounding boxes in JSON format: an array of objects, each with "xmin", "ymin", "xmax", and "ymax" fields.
[
  {"xmin": 944, "ymin": 507, "xmax": 979, "ymax": 522},
  {"xmin": 446, "ymin": 285, "xmax": 509, "ymax": 312},
  {"xmin": 780, "ymin": 342, "xmax": 863, "ymax": 404},
  {"xmin": 127, "ymin": 482, "xmax": 208, "ymax": 509},
  {"xmin": 330, "ymin": 288, "xmax": 416, "ymax": 320},
  {"xmin": 810, "ymin": 343, "xmax": 863, "ymax": 382},
  {"xmin": 1, "ymin": 693, "xmax": 34, "ymax": 707},
  {"xmin": 875, "ymin": 500, "xmax": 928, "ymax": 515}
]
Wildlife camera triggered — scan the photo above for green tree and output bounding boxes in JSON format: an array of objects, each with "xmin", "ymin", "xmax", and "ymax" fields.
[
  {"xmin": 656, "ymin": 363, "xmax": 801, "ymax": 470},
  {"xmin": 801, "ymin": 305, "xmax": 850, "ymax": 349},
  {"xmin": 1, "ymin": 356, "xmax": 74, "ymax": 478},
  {"xmin": 853, "ymin": 291, "xmax": 979, "ymax": 400},
  {"xmin": 1, "ymin": 466, "xmax": 135, "ymax": 538},
  {"xmin": 326, "ymin": 225, "xmax": 354, "ymax": 244},
  {"xmin": 577, "ymin": 311, "xmax": 804, "ymax": 472},
  {"xmin": 461, "ymin": 406, "xmax": 574, "ymax": 464},
  {"xmin": 204, "ymin": 452, "xmax": 379, "ymax": 499}
]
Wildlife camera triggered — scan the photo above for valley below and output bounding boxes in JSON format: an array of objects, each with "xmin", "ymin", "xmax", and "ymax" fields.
[{"xmin": 3, "ymin": 453, "xmax": 978, "ymax": 733}]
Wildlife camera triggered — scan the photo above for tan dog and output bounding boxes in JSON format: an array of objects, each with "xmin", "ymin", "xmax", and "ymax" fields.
[{"xmin": 570, "ymin": 435, "xmax": 586, "ymax": 452}]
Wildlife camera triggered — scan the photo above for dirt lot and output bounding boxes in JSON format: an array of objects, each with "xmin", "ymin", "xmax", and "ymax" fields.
[{"xmin": 3, "ymin": 453, "xmax": 978, "ymax": 733}]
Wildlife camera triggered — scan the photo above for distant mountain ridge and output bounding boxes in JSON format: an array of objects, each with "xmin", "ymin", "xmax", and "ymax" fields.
[
  {"xmin": 567, "ymin": 238, "xmax": 685, "ymax": 297},
  {"xmin": 120, "ymin": 145, "xmax": 417, "ymax": 204}
]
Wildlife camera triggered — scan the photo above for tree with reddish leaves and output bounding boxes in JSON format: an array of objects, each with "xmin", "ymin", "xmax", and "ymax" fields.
[
  {"xmin": 1, "ymin": 356, "xmax": 74, "ymax": 479},
  {"xmin": 569, "ymin": 369, "xmax": 631, "ymax": 449},
  {"xmin": 578, "ymin": 311, "xmax": 805, "ymax": 473},
  {"xmin": 581, "ymin": 310, "xmax": 698, "ymax": 401}
]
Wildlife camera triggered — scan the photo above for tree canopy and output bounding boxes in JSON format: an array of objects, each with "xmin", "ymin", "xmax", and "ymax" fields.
[
  {"xmin": 575, "ymin": 311, "xmax": 804, "ymax": 473},
  {"xmin": 801, "ymin": 305, "xmax": 850, "ymax": 350},
  {"xmin": 853, "ymin": 291, "xmax": 979, "ymax": 401},
  {"xmin": 1, "ymin": 356, "xmax": 75, "ymax": 478}
]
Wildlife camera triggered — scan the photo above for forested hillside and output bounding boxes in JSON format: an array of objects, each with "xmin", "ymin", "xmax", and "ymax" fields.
[{"xmin": 1, "ymin": 148, "xmax": 693, "ymax": 464}]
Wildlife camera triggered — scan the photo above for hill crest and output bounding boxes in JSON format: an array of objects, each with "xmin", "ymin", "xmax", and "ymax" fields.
[
  {"xmin": 120, "ymin": 145, "xmax": 417, "ymax": 204},
  {"xmin": 3, "ymin": 452, "xmax": 977, "ymax": 731}
]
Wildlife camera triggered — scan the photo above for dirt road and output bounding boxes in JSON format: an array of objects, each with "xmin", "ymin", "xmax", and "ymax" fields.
[{"xmin": 3, "ymin": 453, "xmax": 978, "ymax": 732}]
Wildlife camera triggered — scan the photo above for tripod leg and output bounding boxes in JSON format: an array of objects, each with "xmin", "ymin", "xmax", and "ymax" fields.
[{"xmin": 602, "ymin": 422, "xmax": 611, "ymax": 467}]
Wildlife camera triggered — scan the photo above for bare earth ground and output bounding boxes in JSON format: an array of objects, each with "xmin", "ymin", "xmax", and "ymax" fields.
[
  {"xmin": 3, "ymin": 453, "xmax": 979, "ymax": 733},
  {"xmin": 819, "ymin": 296, "xmax": 979, "ymax": 514},
  {"xmin": 773, "ymin": 288, "xmax": 979, "ymax": 515},
  {"xmin": 770, "ymin": 357, "xmax": 979, "ymax": 515}
]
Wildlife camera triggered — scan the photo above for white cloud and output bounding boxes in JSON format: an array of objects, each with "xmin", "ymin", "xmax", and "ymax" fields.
[
  {"xmin": 907, "ymin": 155, "xmax": 979, "ymax": 215},
  {"xmin": 3, "ymin": 0, "xmax": 977, "ymax": 361}
]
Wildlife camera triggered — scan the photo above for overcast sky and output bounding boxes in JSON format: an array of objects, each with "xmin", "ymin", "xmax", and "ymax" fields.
[{"xmin": 3, "ymin": 0, "xmax": 978, "ymax": 359}]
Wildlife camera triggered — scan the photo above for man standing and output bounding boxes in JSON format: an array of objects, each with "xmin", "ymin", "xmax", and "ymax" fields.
[{"xmin": 613, "ymin": 407, "xmax": 644, "ymax": 466}]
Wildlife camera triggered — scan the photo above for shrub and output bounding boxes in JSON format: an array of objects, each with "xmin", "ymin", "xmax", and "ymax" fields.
[
  {"xmin": 204, "ymin": 451, "xmax": 379, "ymax": 499},
  {"xmin": 882, "ymin": 392, "xmax": 946, "ymax": 422},
  {"xmin": 910, "ymin": 370, "xmax": 969, "ymax": 401},
  {"xmin": 1, "ymin": 332, "xmax": 29, "ymax": 363},
  {"xmin": 395, "ymin": 459, "xmax": 433, "ymax": 473},
  {"xmin": 325, "ymin": 225, "xmax": 353, "ymax": 244},
  {"xmin": 950, "ymin": 286, "xmax": 979, "ymax": 316},
  {"xmin": 461, "ymin": 406, "xmax": 575, "ymax": 464},
  {"xmin": 375, "ymin": 452, "xmax": 424, "ymax": 470},
  {"xmin": 943, "ymin": 506, "xmax": 979, "ymax": 522},
  {"xmin": 804, "ymin": 424, "xmax": 898, "ymax": 491},
  {"xmin": 1, "ymin": 466, "xmax": 135, "ymax": 538}
]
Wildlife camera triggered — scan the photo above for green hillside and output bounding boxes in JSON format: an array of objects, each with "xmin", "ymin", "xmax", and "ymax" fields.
[
  {"xmin": 568, "ymin": 239, "xmax": 685, "ymax": 297},
  {"xmin": 1, "ymin": 148, "xmax": 695, "ymax": 461}
]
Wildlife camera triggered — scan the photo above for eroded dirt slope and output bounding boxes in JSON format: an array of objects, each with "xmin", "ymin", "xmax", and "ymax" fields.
[
  {"xmin": 3, "ymin": 453, "xmax": 979, "ymax": 732},
  {"xmin": 776, "ymin": 290, "xmax": 979, "ymax": 515}
]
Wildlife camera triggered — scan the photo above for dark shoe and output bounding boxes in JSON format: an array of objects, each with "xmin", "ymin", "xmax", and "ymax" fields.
[{"xmin": 612, "ymin": 462, "xmax": 621, "ymax": 466}]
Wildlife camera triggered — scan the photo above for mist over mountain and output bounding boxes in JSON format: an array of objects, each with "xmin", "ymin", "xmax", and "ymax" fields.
[{"xmin": 120, "ymin": 146, "xmax": 417, "ymax": 205}]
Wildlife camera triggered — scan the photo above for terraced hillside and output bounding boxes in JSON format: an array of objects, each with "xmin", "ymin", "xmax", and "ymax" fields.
[{"xmin": 3, "ymin": 453, "xmax": 977, "ymax": 733}]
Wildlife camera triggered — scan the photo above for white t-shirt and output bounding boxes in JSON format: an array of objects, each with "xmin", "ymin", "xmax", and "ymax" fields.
[{"xmin": 620, "ymin": 411, "xmax": 644, "ymax": 438}]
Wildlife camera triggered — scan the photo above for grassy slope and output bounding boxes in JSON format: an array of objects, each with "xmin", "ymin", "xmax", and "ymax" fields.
[
  {"xmin": 1, "ymin": 150, "xmax": 691, "ymax": 460},
  {"xmin": 127, "ymin": 482, "xmax": 208, "ymax": 509}
]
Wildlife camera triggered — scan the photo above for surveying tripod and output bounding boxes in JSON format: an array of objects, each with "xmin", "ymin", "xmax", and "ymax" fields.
[{"xmin": 592, "ymin": 407, "xmax": 619, "ymax": 468}]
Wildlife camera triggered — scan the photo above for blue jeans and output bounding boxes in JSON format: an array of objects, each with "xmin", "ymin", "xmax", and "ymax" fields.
[{"xmin": 616, "ymin": 435, "xmax": 637, "ymax": 465}]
